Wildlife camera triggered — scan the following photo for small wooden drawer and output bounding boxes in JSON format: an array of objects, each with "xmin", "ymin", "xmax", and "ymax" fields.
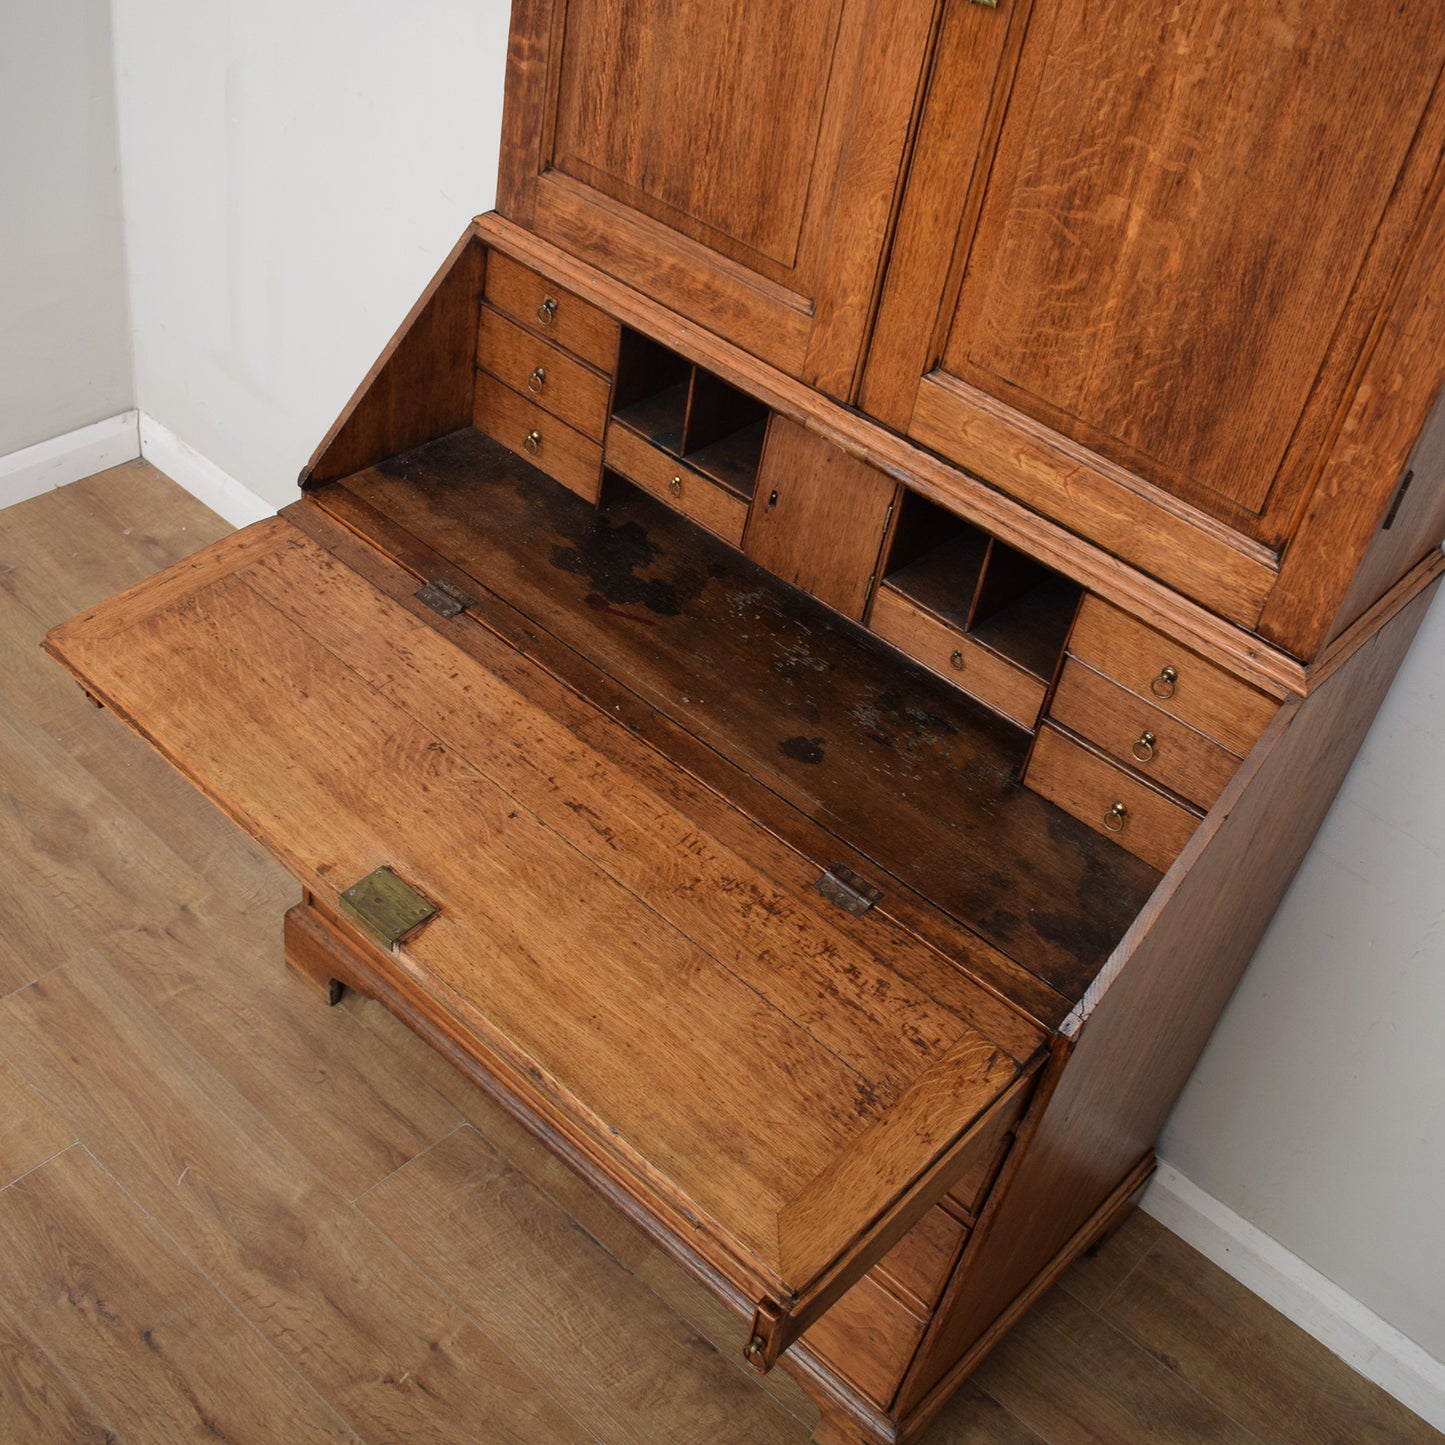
[
  {"xmin": 606, "ymin": 421, "xmax": 748, "ymax": 548},
  {"xmin": 478, "ymin": 306, "xmax": 612, "ymax": 442},
  {"xmin": 1049, "ymin": 658, "xmax": 1241, "ymax": 810},
  {"xmin": 1027, "ymin": 725, "xmax": 1202, "ymax": 873},
  {"xmin": 1068, "ymin": 596, "xmax": 1276, "ymax": 756},
  {"xmin": 484, "ymin": 250, "xmax": 620, "ymax": 372},
  {"xmin": 870, "ymin": 586, "xmax": 1047, "ymax": 730},
  {"xmin": 475, "ymin": 371, "xmax": 604, "ymax": 503}
]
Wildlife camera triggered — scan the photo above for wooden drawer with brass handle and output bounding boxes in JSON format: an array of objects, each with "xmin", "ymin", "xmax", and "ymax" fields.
[
  {"xmin": 1026, "ymin": 724, "xmax": 1202, "ymax": 873},
  {"xmin": 483, "ymin": 249, "xmax": 621, "ymax": 372},
  {"xmin": 478, "ymin": 306, "xmax": 612, "ymax": 441},
  {"xmin": 474, "ymin": 370, "xmax": 604, "ymax": 502},
  {"xmin": 605, "ymin": 419, "xmax": 748, "ymax": 547}
]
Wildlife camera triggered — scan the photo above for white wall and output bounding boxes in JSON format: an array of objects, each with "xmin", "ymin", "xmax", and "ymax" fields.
[
  {"xmin": 0, "ymin": 1, "xmax": 131, "ymax": 457},
  {"xmin": 1161, "ymin": 585, "xmax": 1445, "ymax": 1362},
  {"xmin": 91, "ymin": 0, "xmax": 1445, "ymax": 1391},
  {"xmin": 110, "ymin": 0, "xmax": 511, "ymax": 510}
]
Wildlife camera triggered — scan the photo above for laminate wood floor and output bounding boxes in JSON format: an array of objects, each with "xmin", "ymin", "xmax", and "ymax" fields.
[{"xmin": 0, "ymin": 460, "xmax": 1438, "ymax": 1444}]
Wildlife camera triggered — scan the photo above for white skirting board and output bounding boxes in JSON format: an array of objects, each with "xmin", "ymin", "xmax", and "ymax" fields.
[
  {"xmin": 0, "ymin": 411, "xmax": 141, "ymax": 510},
  {"xmin": 138, "ymin": 414, "xmax": 275, "ymax": 529},
  {"xmin": 1143, "ymin": 1162, "xmax": 1445, "ymax": 1431},
  {"xmin": 0, "ymin": 413, "xmax": 275, "ymax": 529}
]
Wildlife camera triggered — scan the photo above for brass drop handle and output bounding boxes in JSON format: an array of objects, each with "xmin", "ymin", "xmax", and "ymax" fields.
[
  {"xmin": 669, "ymin": 475, "xmax": 683, "ymax": 499},
  {"xmin": 536, "ymin": 297, "xmax": 558, "ymax": 326},
  {"xmin": 523, "ymin": 429, "xmax": 542, "ymax": 456},
  {"xmin": 1104, "ymin": 801, "xmax": 1128, "ymax": 833},
  {"xmin": 949, "ymin": 648, "xmax": 965, "ymax": 671},
  {"xmin": 1150, "ymin": 665, "xmax": 1178, "ymax": 700},
  {"xmin": 528, "ymin": 365, "xmax": 546, "ymax": 393},
  {"xmin": 1131, "ymin": 730, "xmax": 1156, "ymax": 763}
]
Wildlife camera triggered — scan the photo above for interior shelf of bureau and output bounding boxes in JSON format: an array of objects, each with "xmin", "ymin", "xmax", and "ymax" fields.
[{"xmin": 306, "ymin": 427, "xmax": 1160, "ymax": 1010}]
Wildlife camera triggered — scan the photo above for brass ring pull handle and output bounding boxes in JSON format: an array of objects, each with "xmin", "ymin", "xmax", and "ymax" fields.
[
  {"xmin": 528, "ymin": 365, "xmax": 546, "ymax": 393},
  {"xmin": 1131, "ymin": 730, "xmax": 1156, "ymax": 763},
  {"xmin": 536, "ymin": 297, "xmax": 558, "ymax": 326},
  {"xmin": 1103, "ymin": 801, "xmax": 1128, "ymax": 833},
  {"xmin": 1150, "ymin": 665, "xmax": 1178, "ymax": 700},
  {"xmin": 668, "ymin": 475, "xmax": 683, "ymax": 499},
  {"xmin": 523, "ymin": 429, "xmax": 542, "ymax": 456},
  {"xmin": 949, "ymin": 648, "xmax": 965, "ymax": 671}
]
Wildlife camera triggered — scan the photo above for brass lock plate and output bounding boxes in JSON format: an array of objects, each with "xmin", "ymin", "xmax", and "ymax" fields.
[{"xmin": 339, "ymin": 866, "xmax": 439, "ymax": 949}]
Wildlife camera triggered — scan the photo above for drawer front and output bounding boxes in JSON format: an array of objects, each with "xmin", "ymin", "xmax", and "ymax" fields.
[
  {"xmin": 475, "ymin": 371, "xmax": 604, "ymax": 503},
  {"xmin": 870, "ymin": 586, "xmax": 1047, "ymax": 730},
  {"xmin": 484, "ymin": 250, "xmax": 621, "ymax": 372},
  {"xmin": 1027, "ymin": 725, "xmax": 1202, "ymax": 873},
  {"xmin": 1049, "ymin": 659, "xmax": 1241, "ymax": 810},
  {"xmin": 478, "ymin": 306, "xmax": 612, "ymax": 442},
  {"xmin": 1069, "ymin": 596, "xmax": 1276, "ymax": 755},
  {"xmin": 606, "ymin": 422, "xmax": 748, "ymax": 548}
]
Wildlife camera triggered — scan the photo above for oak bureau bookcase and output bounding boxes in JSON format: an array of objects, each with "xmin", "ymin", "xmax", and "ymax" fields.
[{"xmin": 46, "ymin": 3, "xmax": 1445, "ymax": 1441}]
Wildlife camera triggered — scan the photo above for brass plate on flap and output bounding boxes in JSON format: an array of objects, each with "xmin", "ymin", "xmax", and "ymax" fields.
[{"xmin": 338, "ymin": 866, "xmax": 438, "ymax": 949}]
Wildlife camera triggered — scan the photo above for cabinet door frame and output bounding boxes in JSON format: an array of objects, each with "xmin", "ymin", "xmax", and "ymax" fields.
[
  {"xmin": 861, "ymin": 0, "xmax": 1445, "ymax": 658},
  {"xmin": 497, "ymin": 0, "xmax": 943, "ymax": 399}
]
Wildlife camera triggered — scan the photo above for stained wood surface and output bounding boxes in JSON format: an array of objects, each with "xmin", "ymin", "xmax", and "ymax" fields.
[
  {"xmin": 606, "ymin": 420, "xmax": 749, "ymax": 545},
  {"xmin": 474, "ymin": 370, "xmax": 604, "ymax": 501},
  {"xmin": 44, "ymin": 501, "xmax": 1044, "ymax": 1322},
  {"xmin": 306, "ymin": 427, "xmax": 1161, "ymax": 999},
  {"xmin": 4, "ymin": 463, "xmax": 1437, "ymax": 1444},
  {"xmin": 477, "ymin": 304, "xmax": 612, "ymax": 440},
  {"xmin": 483, "ymin": 247, "xmax": 621, "ymax": 371}
]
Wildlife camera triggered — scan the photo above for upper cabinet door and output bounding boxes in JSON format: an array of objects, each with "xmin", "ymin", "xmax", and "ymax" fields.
[
  {"xmin": 498, "ymin": 0, "xmax": 939, "ymax": 398},
  {"xmin": 862, "ymin": 0, "xmax": 1445, "ymax": 634}
]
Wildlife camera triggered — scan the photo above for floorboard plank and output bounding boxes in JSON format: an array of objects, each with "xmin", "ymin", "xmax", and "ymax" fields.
[
  {"xmin": 358, "ymin": 1123, "xmax": 806, "ymax": 1445},
  {"xmin": 0, "ymin": 1053, "xmax": 73, "ymax": 1187},
  {"xmin": 0, "ymin": 954, "xmax": 595, "ymax": 1445},
  {"xmin": 0, "ymin": 1298, "xmax": 119, "ymax": 1444},
  {"xmin": 0, "ymin": 1145, "xmax": 354, "ymax": 1442}
]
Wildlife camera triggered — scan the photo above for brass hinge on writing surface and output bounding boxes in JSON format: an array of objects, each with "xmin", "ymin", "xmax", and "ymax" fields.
[
  {"xmin": 338, "ymin": 867, "xmax": 439, "ymax": 950},
  {"xmin": 815, "ymin": 863, "xmax": 883, "ymax": 917},
  {"xmin": 415, "ymin": 577, "xmax": 475, "ymax": 618}
]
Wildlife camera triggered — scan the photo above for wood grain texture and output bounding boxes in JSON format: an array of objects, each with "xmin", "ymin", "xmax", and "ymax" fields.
[
  {"xmin": 359, "ymin": 1124, "xmax": 807, "ymax": 1445},
  {"xmin": 0, "ymin": 1304, "xmax": 115, "ymax": 1445},
  {"xmin": 745, "ymin": 416, "xmax": 897, "ymax": 620},
  {"xmin": 898, "ymin": 574, "xmax": 1442, "ymax": 1419},
  {"xmin": 305, "ymin": 228, "xmax": 483, "ymax": 486},
  {"xmin": 0, "ymin": 1054, "xmax": 72, "ymax": 1187},
  {"xmin": 483, "ymin": 248, "xmax": 621, "ymax": 372},
  {"xmin": 474, "ymin": 370, "xmax": 605, "ymax": 500},
  {"xmin": 0, "ymin": 1145, "xmax": 354, "ymax": 1443},
  {"xmin": 606, "ymin": 419, "xmax": 749, "ymax": 545},
  {"xmin": 1046, "ymin": 661, "xmax": 1240, "ymax": 811},
  {"xmin": 477, "ymin": 304, "xmax": 612, "ymax": 440}
]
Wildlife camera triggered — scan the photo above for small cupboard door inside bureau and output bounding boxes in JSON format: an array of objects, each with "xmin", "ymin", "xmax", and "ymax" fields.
[
  {"xmin": 45, "ymin": 510, "xmax": 1045, "ymax": 1370},
  {"xmin": 500, "ymin": 0, "xmax": 939, "ymax": 397},
  {"xmin": 862, "ymin": 0, "xmax": 1445, "ymax": 625}
]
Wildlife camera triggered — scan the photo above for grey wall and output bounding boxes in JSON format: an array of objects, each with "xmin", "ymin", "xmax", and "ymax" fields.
[{"xmin": 0, "ymin": 1, "xmax": 131, "ymax": 457}]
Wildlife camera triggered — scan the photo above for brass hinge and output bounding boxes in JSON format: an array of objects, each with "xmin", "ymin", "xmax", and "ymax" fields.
[
  {"xmin": 338, "ymin": 867, "xmax": 438, "ymax": 950},
  {"xmin": 815, "ymin": 862, "xmax": 883, "ymax": 917},
  {"xmin": 415, "ymin": 577, "xmax": 475, "ymax": 618}
]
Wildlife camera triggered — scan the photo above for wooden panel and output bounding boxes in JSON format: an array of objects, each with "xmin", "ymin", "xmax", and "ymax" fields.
[
  {"xmin": 474, "ymin": 371, "xmax": 604, "ymax": 501},
  {"xmin": 606, "ymin": 421, "xmax": 748, "ymax": 547},
  {"xmin": 939, "ymin": 4, "xmax": 1445, "ymax": 537},
  {"xmin": 1026, "ymin": 728, "xmax": 1201, "ymax": 875},
  {"xmin": 1069, "ymin": 597, "xmax": 1278, "ymax": 756},
  {"xmin": 483, "ymin": 249, "xmax": 620, "ymax": 372},
  {"xmin": 745, "ymin": 417, "xmax": 896, "ymax": 620},
  {"xmin": 478, "ymin": 306, "xmax": 612, "ymax": 441},
  {"xmin": 0, "ymin": 1055, "xmax": 72, "ymax": 1188},
  {"xmin": 802, "ymin": 1271, "xmax": 926, "ymax": 1408},
  {"xmin": 304, "ymin": 228, "xmax": 483, "ymax": 487},
  {"xmin": 44, "ymin": 515, "xmax": 1043, "ymax": 1336},
  {"xmin": 873, "ymin": 1205, "xmax": 967, "ymax": 1317},
  {"xmin": 870, "ymin": 587, "xmax": 1047, "ymax": 730},
  {"xmin": 1049, "ymin": 660, "xmax": 1241, "ymax": 811}
]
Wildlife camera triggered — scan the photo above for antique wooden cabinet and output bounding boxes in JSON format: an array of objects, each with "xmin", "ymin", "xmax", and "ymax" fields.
[{"xmin": 45, "ymin": 3, "xmax": 1445, "ymax": 1442}]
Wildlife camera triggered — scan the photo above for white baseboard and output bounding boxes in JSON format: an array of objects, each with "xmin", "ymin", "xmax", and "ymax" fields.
[
  {"xmin": 138, "ymin": 414, "xmax": 275, "ymax": 529},
  {"xmin": 1142, "ymin": 1162, "xmax": 1445, "ymax": 1431},
  {"xmin": 0, "ymin": 411, "xmax": 141, "ymax": 511}
]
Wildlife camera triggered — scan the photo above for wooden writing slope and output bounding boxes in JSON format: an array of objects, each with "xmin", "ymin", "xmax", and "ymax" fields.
[{"xmin": 46, "ymin": 4, "xmax": 1445, "ymax": 1441}]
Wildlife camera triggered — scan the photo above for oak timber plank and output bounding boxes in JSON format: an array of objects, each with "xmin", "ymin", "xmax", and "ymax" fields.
[
  {"xmin": 0, "ymin": 1303, "xmax": 118, "ymax": 1445},
  {"xmin": 359, "ymin": 1125, "xmax": 805, "ymax": 1445},
  {"xmin": 48, "ymin": 555, "xmax": 889, "ymax": 1262},
  {"xmin": 0, "ymin": 1146, "xmax": 354, "ymax": 1443},
  {"xmin": 1101, "ymin": 1233, "xmax": 1445, "ymax": 1445},
  {"xmin": 0, "ymin": 953, "xmax": 593, "ymax": 1444},
  {"xmin": 310, "ymin": 427, "xmax": 1159, "ymax": 998},
  {"xmin": 1054, "ymin": 1207, "xmax": 1166, "ymax": 1313},
  {"xmin": 919, "ymin": 1380, "xmax": 1050, "ymax": 1445},
  {"xmin": 0, "ymin": 1053, "xmax": 72, "ymax": 1187},
  {"xmin": 968, "ymin": 1286, "xmax": 1258, "ymax": 1445},
  {"xmin": 286, "ymin": 490, "xmax": 1062, "ymax": 1044},
  {"xmin": 242, "ymin": 530, "xmax": 1008, "ymax": 1087}
]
